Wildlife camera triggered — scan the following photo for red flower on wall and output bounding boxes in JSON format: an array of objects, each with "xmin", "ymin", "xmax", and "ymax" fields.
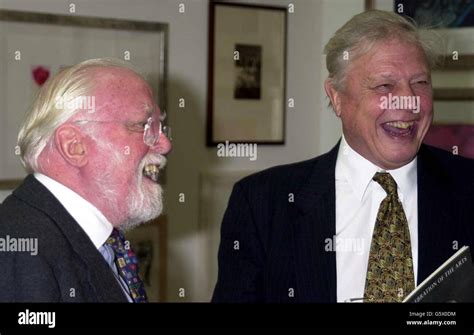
[{"xmin": 32, "ymin": 66, "xmax": 50, "ymax": 86}]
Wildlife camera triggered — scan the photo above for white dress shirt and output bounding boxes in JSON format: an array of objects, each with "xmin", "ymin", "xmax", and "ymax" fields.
[
  {"xmin": 335, "ymin": 136, "xmax": 418, "ymax": 302},
  {"xmin": 34, "ymin": 173, "xmax": 132, "ymax": 302}
]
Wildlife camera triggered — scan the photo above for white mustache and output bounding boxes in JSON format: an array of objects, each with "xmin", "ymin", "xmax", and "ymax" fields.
[{"xmin": 139, "ymin": 153, "xmax": 167, "ymax": 173}]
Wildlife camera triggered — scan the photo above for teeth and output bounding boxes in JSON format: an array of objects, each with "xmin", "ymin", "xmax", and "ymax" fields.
[
  {"xmin": 143, "ymin": 164, "xmax": 160, "ymax": 182},
  {"xmin": 385, "ymin": 121, "xmax": 414, "ymax": 129}
]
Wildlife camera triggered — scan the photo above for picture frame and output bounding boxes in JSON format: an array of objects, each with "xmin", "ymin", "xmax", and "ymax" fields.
[
  {"xmin": 432, "ymin": 55, "xmax": 474, "ymax": 101},
  {"xmin": 365, "ymin": 2, "xmax": 474, "ymax": 57},
  {"xmin": 367, "ymin": 0, "xmax": 474, "ymax": 30},
  {"xmin": 0, "ymin": 9, "xmax": 168, "ymax": 182},
  {"xmin": 125, "ymin": 215, "xmax": 168, "ymax": 302},
  {"xmin": 207, "ymin": 2, "xmax": 287, "ymax": 145}
]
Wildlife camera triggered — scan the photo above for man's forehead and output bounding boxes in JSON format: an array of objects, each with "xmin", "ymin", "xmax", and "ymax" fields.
[
  {"xmin": 92, "ymin": 67, "xmax": 152, "ymax": 95},
  {"xmin": 90, "ymin": 69, "xmax": 156, "ymax": 117},
  {"xmin": 353, "ymin": 49, "xmax": 430, "ymax": 80},
  {"xmin": 356, "ymin": 38, "xmax": 428, "ymax": 61},
  {"xmin": 91, "ymin": 100, "xmax": 157, "ymax": 119}
]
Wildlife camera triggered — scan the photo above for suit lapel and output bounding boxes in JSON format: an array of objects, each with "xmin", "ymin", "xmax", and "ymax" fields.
[
  {"xmin": 14, "ymin": 175, "xmax": 128, "ymax": 302},
  {"xmin": 293, "ymin": 142, "xmax": 339, "ymax": 302},
  {"xmin": 417, "ymin": 145, "xmax": 456, "ymax": 284}
]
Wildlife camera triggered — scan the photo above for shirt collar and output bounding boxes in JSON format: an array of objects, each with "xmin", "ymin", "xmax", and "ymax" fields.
[
  {"xmin": 34, "ymin": 173, "xmax": 113, "ymax": 249},
  {"xmin": 389, "ymin": 155, "xmax": 417, "ymax": 201},
  {"xmin": 336, "ymin": 135, "xmax": 417, "ymax": 202}
]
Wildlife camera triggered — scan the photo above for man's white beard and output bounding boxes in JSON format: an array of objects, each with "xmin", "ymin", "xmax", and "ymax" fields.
[
  {"xmin": 121, "ymin": 153, "xmax": 166, "ymax": 231},
  {"xmin": 92, "ymin": 141, "xmax": 166, "ymax": 231}
]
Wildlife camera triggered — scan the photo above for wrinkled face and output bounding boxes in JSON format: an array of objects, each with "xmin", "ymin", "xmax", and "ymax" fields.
[
  {"xmin": 337, "ymin": 38, "xmax": 433, "ymax": 169},
  {"xmin": 82, "ymin": 68, "xmax": 171, "ymax": 229}
]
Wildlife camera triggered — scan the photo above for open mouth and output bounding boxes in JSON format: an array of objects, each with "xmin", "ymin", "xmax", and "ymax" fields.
[
  {"xmin": 143, "ymin": 164, "xmax": 161, "ymax": 183},
  {"xmin": 381, "ymin": 120, "xmax": 416, "ymax": 137}
]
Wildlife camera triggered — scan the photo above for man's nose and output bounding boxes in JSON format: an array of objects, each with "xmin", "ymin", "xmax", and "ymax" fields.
[
  {"xmin": 396, "ymin": 83, "xmax": 416, "ymax": 99},
  {"xmin": 150, "ymin": 133, "xmax": 172, "ymax": 155}
]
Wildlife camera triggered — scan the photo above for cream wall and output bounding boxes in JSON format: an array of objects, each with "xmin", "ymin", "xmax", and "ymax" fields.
[{"xmin": 0, "ymin": 0, "xmax": 365, "ymax": 301}]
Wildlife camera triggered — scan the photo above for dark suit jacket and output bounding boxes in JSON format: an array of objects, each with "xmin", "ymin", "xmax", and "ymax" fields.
[
  {"xmin": 212, "ymin": 143, "xmax": 474, "ymax": 302},
  {"xmin": 0, "ymin": 175, "xmax": 128, "ymax": 302}
]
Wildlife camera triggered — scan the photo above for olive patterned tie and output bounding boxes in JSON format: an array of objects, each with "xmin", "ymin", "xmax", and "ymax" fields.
[{"xmin": 364, "ymin": 172, "xmax": 415, "ymax": 302}]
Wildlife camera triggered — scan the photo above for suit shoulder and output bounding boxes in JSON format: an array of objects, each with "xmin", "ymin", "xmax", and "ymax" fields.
[
  {"xmin": 0, "ymin": 194, "xmax": 65, "ymax": 245},
  {"xmin": 421, "ymin": 145, "xmax": 474, "ymax": 194},
  {"xmin": 422, "ymin": 145, "xmax": 474, "ymax": 177}
]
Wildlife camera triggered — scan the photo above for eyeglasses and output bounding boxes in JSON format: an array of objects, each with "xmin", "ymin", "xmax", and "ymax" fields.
[{"xmin": 74, "ymin": 111, "xmax": 171, "ymax": 146}]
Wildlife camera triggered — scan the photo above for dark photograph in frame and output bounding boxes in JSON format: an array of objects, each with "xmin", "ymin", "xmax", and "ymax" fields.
[
  {"xmin": 207, "ymin": 2, "xmax": 287, "ymax": 145},
  {"xmin": 234, "ymin": 43, "xmax": 262, "ymax": 100},
  {"xmin": 393, "ymin": 0, "xmax": 474, "ymax": 28}
]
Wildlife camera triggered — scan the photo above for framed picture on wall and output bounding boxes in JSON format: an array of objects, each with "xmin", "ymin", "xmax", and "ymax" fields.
[
  {"xmin": 207, "ymin": 2, "xmax": 287, "ymax": 145},
  {"xmin": 365, "ymin": 1, "xmax": 474, "ymax": 59},
  {"xmin": 367, "ymin": 0, "xmax": 474, "ymax": 27}
]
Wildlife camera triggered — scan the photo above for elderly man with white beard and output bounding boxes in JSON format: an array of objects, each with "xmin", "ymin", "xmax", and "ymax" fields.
[{"xmin": 0, "ymin": 58, "xmax": 171, "ymax": 302}]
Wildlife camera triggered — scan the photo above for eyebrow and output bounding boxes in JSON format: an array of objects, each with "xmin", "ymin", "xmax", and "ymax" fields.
[
  {"xmin": 141, "ymin": 103, "xmax": 154, "ymax": 118},
  {"xmin": 410, "ymin": 72, "xmax": 430, "ymax": 80},
  {"xmin": 366, "ymin": 72, "xmax": 430, "ymax": 83},
  {"xmin": 369, "ymin": 72, "xmax": 430, "ymax": 81},
  {"xmin": 368, "ymin": 73, "xmax": 395, "ymax": 81},
  {"xmin": 141, "ymin": 102, "xmax": 166, "ymax": 122}
]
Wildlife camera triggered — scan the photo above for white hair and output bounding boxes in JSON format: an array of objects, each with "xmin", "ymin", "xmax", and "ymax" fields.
[
  {"xmin": 324, "ymin": 10, "xmax": 441, "ymax": 92},
  {"xmin": 17, "ymin": 57, "xmax": 137, "ymax": 173}
]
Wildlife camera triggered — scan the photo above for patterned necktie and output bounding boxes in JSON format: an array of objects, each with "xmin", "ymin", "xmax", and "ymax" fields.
[
  {"xmin": 106, "ymin": 228, "xmax": 148, "ymax": 303},
  {"xmin": 364, "ymin": 172, "xmax": 415, "ymax": 302}
]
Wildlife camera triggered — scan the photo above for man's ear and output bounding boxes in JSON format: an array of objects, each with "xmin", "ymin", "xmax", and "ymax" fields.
[
  {"xmin": 54, "ymin": 125, "xmax": 88, "ymax": 167},
  {"xmin": 324, "ymin": 78, "xmax": 343, "ymax": 117}
]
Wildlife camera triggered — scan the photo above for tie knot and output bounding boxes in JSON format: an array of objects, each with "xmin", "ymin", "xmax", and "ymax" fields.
[
  {"xmin": 106, "ymin": 228, "xmax": 126, "ymax": 253},
  {"xmin": 373, "ymin": 172, "xmax": 398, "ymax": 196}
]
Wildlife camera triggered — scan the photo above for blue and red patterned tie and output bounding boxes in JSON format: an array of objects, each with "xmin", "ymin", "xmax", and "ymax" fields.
[{"xmin": 106, "ymin": 228, "xmax": 148, "ymax": 303}]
